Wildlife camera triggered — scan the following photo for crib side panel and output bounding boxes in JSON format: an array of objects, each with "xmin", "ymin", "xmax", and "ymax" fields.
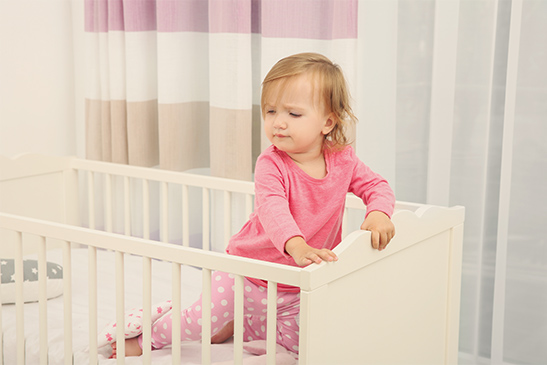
[{"xmin": 299, "ymin": 230, "xmax": 458, "ymax": 365}]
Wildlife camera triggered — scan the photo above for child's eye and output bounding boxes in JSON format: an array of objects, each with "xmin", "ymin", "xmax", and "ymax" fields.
[
  {"xmin": 266, "ymin": 110, "xmax": 276, "ymax": 114},
  {"xmin": 289, "ymin": 113, "xmax": 301, "ymax": 118}
]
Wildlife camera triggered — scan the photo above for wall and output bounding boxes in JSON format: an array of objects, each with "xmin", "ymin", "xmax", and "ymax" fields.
[{"xmin": 0, "ymin": 0, "xmax": 85, "ymax": 159}]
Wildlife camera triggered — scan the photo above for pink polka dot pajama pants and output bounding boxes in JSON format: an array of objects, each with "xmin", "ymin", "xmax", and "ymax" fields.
[{"xmin": 140, "ymin": 271, "xmax": 301, "ymax": 353}]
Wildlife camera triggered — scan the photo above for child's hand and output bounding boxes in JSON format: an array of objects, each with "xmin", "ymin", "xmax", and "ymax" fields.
[
  {"xmin": 361, "ymin": 211, "xmax": 395, "ymax": 251},
  {"xmin": 285, "ymin": 236, "xmax": 338, "ymax": 267}
]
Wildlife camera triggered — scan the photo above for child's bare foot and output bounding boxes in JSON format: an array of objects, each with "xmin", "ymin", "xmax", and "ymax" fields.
[
  {"xmin": 211, "ymin": 320, "xmax": 234, "ymax": 344},
  {"xmin": 110, "ymin": 337, "xmax": 143, "ymax": 358}
]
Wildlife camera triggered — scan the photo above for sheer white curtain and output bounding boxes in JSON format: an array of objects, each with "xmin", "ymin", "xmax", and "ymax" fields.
[{"xmin": 356, "ymin": 1, "xmax": 546, "ymax": 364}]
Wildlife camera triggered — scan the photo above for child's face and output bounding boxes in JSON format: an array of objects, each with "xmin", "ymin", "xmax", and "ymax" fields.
[{"xmin": 263, "ymin": 73, "xmax": 335, "ymax": 158}]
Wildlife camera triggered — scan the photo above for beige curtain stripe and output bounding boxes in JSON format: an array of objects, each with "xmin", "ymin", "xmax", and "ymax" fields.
[
  {"xmin": 100, "ymin": 100, "xmax": 112, "ymax": 162},
  {"xmin": 86, "ymin": 99, "xmax": 129, "ymax": 164},
  {"xmin": 159, "ymin": 102, "xmax": 210, "ymax": 171},
  {"xmin": 210, "ymin": 107, "xmax": 253, "ymax": 181},
  {"xmin": 127, "ymin": 100, "xmax": 159, "ymax": 167},
  {"xmin": 85, "ymin": 99, "xmax": 104, "ymax": 162},
  {"xmin": 110, "ymin": 100, "xmax": 129, "ymax": 164}
]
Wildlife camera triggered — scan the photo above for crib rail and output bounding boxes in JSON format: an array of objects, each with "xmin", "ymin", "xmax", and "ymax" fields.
[
  {"xmin": 0, "ymin": 212, "xmax": 304, "ymax": 365},
  {"xmin": 69, "ymin": 158, "xmax": 419, "ymax": 251},
  {"xmin": 72, "ymin": 159, "xmax": 256, "ymax": 254}
]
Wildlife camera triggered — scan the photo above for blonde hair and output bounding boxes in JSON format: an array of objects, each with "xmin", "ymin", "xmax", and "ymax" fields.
[{"xmin": 261, "ymin": 52, "xmax": 357, "ymax": 150}]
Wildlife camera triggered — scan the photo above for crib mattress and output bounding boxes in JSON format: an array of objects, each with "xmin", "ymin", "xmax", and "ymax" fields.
[{"xmin": 1, "ymin": 247, "xmax": 250, "ymax": 364}]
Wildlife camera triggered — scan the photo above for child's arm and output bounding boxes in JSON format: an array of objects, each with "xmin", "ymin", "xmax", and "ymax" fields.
[
  {"xmin": 361, "ymin": 210, "xmax": 395, "ymax": 251},
  {"xmin": 285, "ymin": 236, "xmax": 338, "ymax": 267}
]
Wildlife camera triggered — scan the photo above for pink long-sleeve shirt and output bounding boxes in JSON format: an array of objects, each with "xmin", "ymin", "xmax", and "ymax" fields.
[{"xmin": 226, "ymin": 145, "xmax": 395, "ymax": 292}]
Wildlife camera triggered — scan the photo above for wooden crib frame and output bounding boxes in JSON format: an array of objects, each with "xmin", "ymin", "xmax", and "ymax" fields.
[{"xmin": 0, "ymin": 154, "xmax": 464, "ymax": 365}]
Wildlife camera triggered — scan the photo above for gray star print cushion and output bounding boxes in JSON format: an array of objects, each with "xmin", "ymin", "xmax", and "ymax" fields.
[{"xmin": 0, "ymin": 259, "xmax": 63, "ymax": 304}]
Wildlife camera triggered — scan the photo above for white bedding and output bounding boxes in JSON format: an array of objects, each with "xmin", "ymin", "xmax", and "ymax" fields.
[{"xmin": 1, "ymin": 247, "xmax": 251, "ymax": 364}]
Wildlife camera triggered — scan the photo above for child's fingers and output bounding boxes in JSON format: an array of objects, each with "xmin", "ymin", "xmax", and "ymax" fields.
[
  {"xmin": 301, "ymin": 249, "xmax": 337, "ymax": 266},
  {"xmin": 306, "ymin": 253, "xmax": 322, "ymax": 265},
  {"xmin": 317, "ymin": 249, "xmax": 338, "ymax": 262},
  {"xmin": 379, "ymin": 232, "xmax": 389, "ymax": 251},
  {"xmin": 377, "ymin": 230, "xmax": 395, "ymax": 251},
  {"xmin": 370, "ymin": 231, "xmax": 380, "ymax": 250}
]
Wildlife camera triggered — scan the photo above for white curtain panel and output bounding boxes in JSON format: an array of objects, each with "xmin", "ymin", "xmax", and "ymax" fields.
[
  {"xmin": 84, "ymin": 1, "xmax": 546, "ymax": 363},
  {"xmin": 355, "ymin": 1, "xmax": 546, "ymax": 364}
]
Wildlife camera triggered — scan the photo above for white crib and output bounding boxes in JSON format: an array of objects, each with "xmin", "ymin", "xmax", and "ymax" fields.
[{"xmin": 0, "ymin": 154, "xmax": 464, "ymax": 365}]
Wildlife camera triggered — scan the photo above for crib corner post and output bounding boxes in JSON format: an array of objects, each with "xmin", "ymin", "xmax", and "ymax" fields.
[{"xmin": 297, "ymin": 285, "xmax": 330, "ymax": 365}]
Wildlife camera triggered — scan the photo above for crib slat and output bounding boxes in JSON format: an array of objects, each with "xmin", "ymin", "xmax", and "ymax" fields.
[
  {"xmin": 115, "ymin": 251, "xmax": 126, "ymax": 364},
  {"xmin": 143, "ymin": 180, "xmax": 150, "ymax": 240},
  {"xmin": 233, "ymin": 275, "xmax": 245, "ymax": 365},
  {"xmin": 88, "ymin": 246, "xmax": 98, "ymax": 365},
  {"xmin": 245, "ymin": 194, "xmax": 253, "ymax": 218},
  {"xmin": 142, "ymin": 256, "xmax": 152, "ymax": 363},
  {"xmin": 182, "ymin": 185, "xmax": 190, "ymax": 247},
  {"xmin": 105, "ymin": 173, "xmax": 113, "ymax": 233},
  {"xmin": 38, "ymin": 236, "xmax": 49, "ymax": 364},
  {"xmin": 224, "ymin": 191, "xmax": 231, "ymax": 249},
  {"xmin": 14, "ymin": 231, "xmax": 24, "ymax": 364},
  {"xmin": 266, "ymin": 282, "xmax": 278, "ymax": 365},
  {"xmin": 171, "ymin": 263, "xmax": 182, "ymax": 364},
  {"xmin": 202, "ymin": 188, "xmax": 210, "ymax": 251},
  {"xmin": 342, "ymin": 207, "xmax": 349, "ymax": 238},
  {"xmin": 63, "ymin": 240, "xmax": 73, "ymax": 365},
  {"xmin": 162, "ymin": 181, "xmax": 169, "ymax": 243},
  {"xmin": 201, "ymin": 269, "xmax": 212, "ymax": 365},
  {"xmin": 124, "ymin": 176, "xmax": 131, "ymax": 236},
  {"xmin": 88, "ymin": 171, "xmax": 95, "ymax": 229}
]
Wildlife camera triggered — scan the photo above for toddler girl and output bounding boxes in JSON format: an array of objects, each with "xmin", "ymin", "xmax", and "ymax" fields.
[{"xmin": 112, "ymin": 52, "xmax": 395, "ymax": 358}]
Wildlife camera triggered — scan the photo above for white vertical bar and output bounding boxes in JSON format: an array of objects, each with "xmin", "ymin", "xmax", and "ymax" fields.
[
  {"xmin": 115, "ymin": 251, "xmax": 125, "ymax": 365},
  {"xmin": 143, "ymin": 180, "xmax": 150, "ymax": 240},
  {"xmin": 202, "ymin": 188, "xmax": 210, "ymax": 251},
  {"xmin": 224, "ymin": 191, "xmax": 231, "ymax": 249},
  {"xmin": 245, "ymin": 194, "xmax": 253, "ymax": 218},
  {"xmin": 162, "ymin": 181, "xmax": 169, "ymax": 243},
  {"xmin": 201, "ymin": 269, "xmax": 212, "ymax": 365},
  {"xmin": 171, "ymin": 263, "xmax": 182, "ymax": 364},
  {"xmin": 14, "ymin": 231, "xmax": 24, "ymax": 364},
  {"xmin": 63, "ymin": 240, "xmax": 73, "ymax": 365},
  {"xmin": 472, "ymin": 1, "xmax": 500, "ymax": 361},
  {"xmin": 142, "ymin": 257, "xmax": 152, "ymax": 363},
  {"xmin": 233, "ymin": 275, "xmax": 245, "ymax": 365},
  {"xmin": 342, "ymin": 207, "xmax": 349, "ymax": 239},
  {"xmin": 491, "ymin": 1, "xmax": 522, "ymax": 363},
  {"xmin": 266, "ymin": 282, "xmax": 277, "ymax": 365},
  {"xmin": 356, "ymin": 0, "xmax": 398, "ymax": 184},
  {"xmin": 88, "ymin": 171, "xmax": 96, "ymax": 229},
  {"xmin": 426, "ymin": 0, "xmax": 460, "ymax": 206},
  {"xmin": 124, "ymin": 176, "xmax": 131, "ymax": 236},
  {"xmin": 38, "ymin": 236, "xmax": 48, "ymax": 364},
  {"xmin": 105, "ymin": 173, "xmax": 113, "ymax": 233},
  {"xmin": 182, "ymin": 185, "xmax": 190, "ymax": 247},
  {"xmin": 88, "ymin": 246, "xmax": 98, "ymax": 364}
]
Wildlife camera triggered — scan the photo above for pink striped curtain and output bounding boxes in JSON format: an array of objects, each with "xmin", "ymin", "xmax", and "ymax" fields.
[{"xmin": 84, "ymin": 0, "xmax": 358, "ymax": 180}]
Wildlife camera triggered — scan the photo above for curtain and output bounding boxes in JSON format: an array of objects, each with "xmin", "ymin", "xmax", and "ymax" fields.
[
  {"xmin": 84, "ymin": 1, "xmax": 547, "ymax": 364},
  {"xmin": 85, "ymin": 0, "xmax": 357, "ymax": 181}
]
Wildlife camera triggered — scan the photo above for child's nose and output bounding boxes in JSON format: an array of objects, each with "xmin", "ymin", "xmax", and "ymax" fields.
[{"xmin": 273, "ymin": 115, "xmax": 287, "ymax": 129}]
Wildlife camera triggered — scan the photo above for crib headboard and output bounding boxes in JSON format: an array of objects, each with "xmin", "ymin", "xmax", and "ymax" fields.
[
  {"xmin": 299, "ymin": 205, "xmax": 465, "ymax": 365},
  {"xmin": 0, "ymin": 154, "xmax": 79, "ymax": 257}
]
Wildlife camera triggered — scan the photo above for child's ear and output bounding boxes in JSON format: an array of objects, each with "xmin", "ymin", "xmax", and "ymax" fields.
[{"xmin": 322, "ymin": 114, "xmax": 336, "ymax": 135}]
